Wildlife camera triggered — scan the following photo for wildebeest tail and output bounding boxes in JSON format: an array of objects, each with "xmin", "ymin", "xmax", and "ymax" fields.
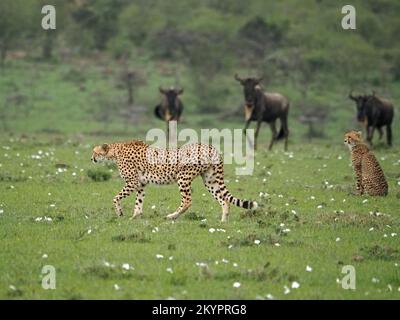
[{"xmin": 154, "ymin": 105, "xmax": 164, "ymax": 120}]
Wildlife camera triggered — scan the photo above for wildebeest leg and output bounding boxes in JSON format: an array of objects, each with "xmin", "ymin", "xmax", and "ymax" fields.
[
  {"xmin": 281, "ymin": 116, "xmax": 289, "ymax": 151},
  {"xmin": 254, "ymin": 120, "xmax": 262, "ymax": 151},
  {"xmin": 166, "ymin": 121, "xmax": 170, "ymax": 146},
  {"xmin": 377, "ymin": 127, "xmax": 383, "ymax": 140},
  {"xmin": 387, "ymin": 125, "xmax": 392, "ymax": 146},
  {"xmin": 268, "ymin": 121, "xmax": 277, "ymax": 150},
  {"xmin": 367, "ymin": 125, "xmax": 375, "ymax": 147},
  {"xmin": 243, "ymin": 119, "xmax": 254, "ymax": 148}
]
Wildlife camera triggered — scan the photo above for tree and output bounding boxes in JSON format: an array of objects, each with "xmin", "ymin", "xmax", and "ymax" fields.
[{"xmin": 0, "ymin": 0, "xmax": 32, "ymax": 68}]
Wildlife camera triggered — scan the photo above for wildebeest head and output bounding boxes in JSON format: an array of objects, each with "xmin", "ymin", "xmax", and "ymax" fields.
[
  {"xmin": 159, "ymin": 86, "xmax": 184, "ymax": 120},
  {"xmin": 235, "ymin": 74, "xmax": 263, "ymax": 106},
  {"xmin": 349, "ymin": 91, "xmax": 370, "ymax": 122}
]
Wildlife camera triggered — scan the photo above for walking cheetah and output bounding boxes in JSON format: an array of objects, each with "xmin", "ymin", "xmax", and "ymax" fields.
[
  {"xmin": 344, "ymin": 130, "xmax": 388, "ymax": 196},
  {"xmin": 91, "ymin": 140, "xmax": 258, "ymax": 222}
]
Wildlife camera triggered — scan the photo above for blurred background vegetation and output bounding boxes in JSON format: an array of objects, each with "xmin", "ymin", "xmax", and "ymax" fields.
[{"xmin": 0, "ymin": 0, "xmax": 399, "ymax": 141}]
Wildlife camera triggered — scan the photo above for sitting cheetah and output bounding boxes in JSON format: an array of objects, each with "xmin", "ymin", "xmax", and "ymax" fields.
[
  {"xmin": 91, "ymin": 140, "xmax": 258, "ymax": 222},
  {"xmin": 344, "ymin": 130, "xmax": 388, "ymax": 196}
]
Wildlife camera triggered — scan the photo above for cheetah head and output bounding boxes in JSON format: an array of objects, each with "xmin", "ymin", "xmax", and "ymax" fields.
[
  {"xmin": 344, "ymin": 130, "xmax": 362, "ymax": 150},
  {"xmin": 91, "ymin": 143, "xmax": 110, "ymax": 163}
]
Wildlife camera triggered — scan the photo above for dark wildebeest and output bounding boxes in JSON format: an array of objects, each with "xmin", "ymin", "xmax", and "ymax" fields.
[
  {"xmin": 349, "ymin": 91, "xmax": 394, "ymax": 146},
  {"xmin": 154, "ymin": 86, "xmax": 184, "ymax": 138},
  {"xmin": 235, "ymin": 74, "xmax": 290, "ymax": 151}
]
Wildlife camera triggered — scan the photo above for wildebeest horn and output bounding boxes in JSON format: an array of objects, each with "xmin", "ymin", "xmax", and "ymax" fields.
[
  {"xmin": 159, "ymin": 86, "xmax": 166, "ymax": 94},
  {"xmin": 234, "ymin": 73, "xmax": 243, "ymax": 83}
]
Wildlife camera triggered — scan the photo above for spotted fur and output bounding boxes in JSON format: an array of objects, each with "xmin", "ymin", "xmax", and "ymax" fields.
[
  {"xmin": 91, "ymin": 141, "xmax": 258, "ymax": 222},
  {"xmin": 344, "ymin": 131, "xmax": 388, "ymax": 196}
]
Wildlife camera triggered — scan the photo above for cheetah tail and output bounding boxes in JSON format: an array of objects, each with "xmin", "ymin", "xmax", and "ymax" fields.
[{"xmin": 226, "ymin": 192, "xmax": 258, "ymax": 210}]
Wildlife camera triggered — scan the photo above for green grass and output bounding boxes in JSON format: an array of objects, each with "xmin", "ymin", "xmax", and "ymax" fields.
[{"xmin": 1, "ymin": 134, "xmax": 399, "ymax": 299}]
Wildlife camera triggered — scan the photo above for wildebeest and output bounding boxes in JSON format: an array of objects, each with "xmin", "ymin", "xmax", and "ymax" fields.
[
  {"xmin": 235, "ymin": 74, "xmax": 290, "ymax": 150},
  {"xmin": 349, "ymin": 91, "xmax": 394, "ymax": 146},
  {"xmin": 154, "ymin": 86, "xmax": 184, "ymax": 138}
]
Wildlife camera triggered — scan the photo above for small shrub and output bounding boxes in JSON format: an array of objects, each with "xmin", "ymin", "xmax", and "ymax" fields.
[
  {"xmin": 111, "ymin": 232, "xmax": 150, "ymax": 243},
  {"xmin": 87, "ymin": 169, "xmax": 111, "ymax": 182},
  {"xmin": 360, "ymin": 245, "xmax": 399, "ymax": 261}
]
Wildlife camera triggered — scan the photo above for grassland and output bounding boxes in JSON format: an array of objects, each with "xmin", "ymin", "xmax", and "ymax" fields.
[
  {"xmin": 0, "ymin": 59, "xmax": 399, "ymax": 300},
  {"xmin": 0, "ymin": 133, "xmax": 399, "ymax": 299}
]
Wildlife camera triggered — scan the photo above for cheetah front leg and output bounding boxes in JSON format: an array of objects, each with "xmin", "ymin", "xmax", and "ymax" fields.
[
  {"xmin": 166, "ymin": 178, "xmax": 192, "ymax": 220},
  {"xmin": 354, "ymin": 165, "xmax": 364, "ymax": 195},
  {"xmin": 113, "ymin": 180, "xmax": 139, "ymax": 216}
]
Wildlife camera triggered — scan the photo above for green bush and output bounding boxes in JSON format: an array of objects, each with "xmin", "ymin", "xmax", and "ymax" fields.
[{"xmin": 87, "ymin": 169, "xmax": 112, "ymax": 182}]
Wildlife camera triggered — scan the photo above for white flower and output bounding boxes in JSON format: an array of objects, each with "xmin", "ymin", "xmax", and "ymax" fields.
[
  {"xmin": 283, "ymin": 228, "xmax": 291, "ymax": 233},
  {"xmin": 196, "ymin": 262, "xmax": 207, "ymax": 267},
  {"xmin": 87, "ymin": 229, "xmax": 92, "ymax": 234},
  {"xmin": 274, "ymin": 243, "xmax": 281, "ymax": 247},
  {"xmin": 228, "ymin": 245, "xmax": 233, "ymax": 249},
  {"xmin": 283, "ymin": 286, "xmax": 290, "ymax": 295},
  {"xmin": 122, "ymin": 263, "xmax": 131, "ymax": 270},
  {"xmin": 254, "ymin": 240, "xmax": 261, "ymax": 245},
  {"xmin": 169, "ymin": 256, "xmax": 173, "ymax": 261},
  {"xmin": 266, "ymin": 293, "xmax": 275, "ymax": 300},
  {"xmin": 391, "ymin": 233, "xmax": 397, "ymax": 237},
  {"xmin": 233, "ymin": 263, "xmax": 238, "ymax": 267},
  {"xmin": 372, "ymin": 277, "xmax": 380, "ymax": 283},
  {"xmin": 306, "ymin": 265, "xmax": 312, "ymax": 272},
  {"xmin": 152, "ymin": 227, "xmax": 159, "ymax": 233},
  {"xmin": 166, "ymin": 267, "xmax": 173, "ymax": 274},
  {"xmin": 317, "ymin": 205, "xmax": 323, "ymax": 209},
  {"xmin": 369, "ymin": 227, "xmax": 374, "ymax": 231},
  {"xmin": 291, "ymin": 281, "xmax": 300, "ymax": 289},
  {"xmin": 362, "ymin": 199, "xmax": 368, "ymax": 204},
  {"xmin": 222, "ymin": 258, "xmax": 229, "ymax": 264},
  {"xmin": 42, "ymin": 254, "xmax": 48, "ymax": 259},
  {"xmin": 0, "ymin": 209, "xmax": 3, "ymax": 214},
  {"xmin": 291, "ymin": 210, "xmax": 297, "ymax": 215},
  {"xmin": 49, "ymin": 204, "xmax": 56, "ymax": 208},
  {"xmin": 113, "ymin": 284, "xmax": 120, "ymax": 290},
  {"xmin": 151, "ymin": 205, "xmax": 156, "ymax": 210},
  {"xmin": 336, "ymin": 237, "xmax": 341, "ymax": 242},
  {"xmin": 209, "ymin": 228, "xmax": 216, "ymax": 233},
  {"xmin": 233, "ymin": 282, "xmax": 241, "ymax": 288},
  {"xmin": 35, "ymin": 217, "xmax": 43, "ymax": 222},
  {"xmin": 201, "ymin": 219, "xmax": 207, "ymax": 222},
  {"xmin": 9, "ymin": 285, "xmax": 17, "ymax": 291},
  {"xmin": 103, "ymin": 261, "xmax": 111, "ymax": 267}
]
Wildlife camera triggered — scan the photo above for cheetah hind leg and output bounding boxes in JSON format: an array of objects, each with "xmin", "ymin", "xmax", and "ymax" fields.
[
  {"xmin": 166, "ymin": 179, "xmax": 192, "ymax": 220},
  {"xmin": 201, "ymin": 169, "xmax": 230, "ymax": 222}
]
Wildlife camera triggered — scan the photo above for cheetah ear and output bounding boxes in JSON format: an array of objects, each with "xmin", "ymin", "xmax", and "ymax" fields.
[{"xmin": 101, "ymin": 143, "xmax": 109, "ymax": 153}]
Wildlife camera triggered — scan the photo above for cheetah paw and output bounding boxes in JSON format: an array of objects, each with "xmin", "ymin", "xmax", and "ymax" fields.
[{"xmin": 166, "ymin": 212, "xmax": 180, "ymax": 220}]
